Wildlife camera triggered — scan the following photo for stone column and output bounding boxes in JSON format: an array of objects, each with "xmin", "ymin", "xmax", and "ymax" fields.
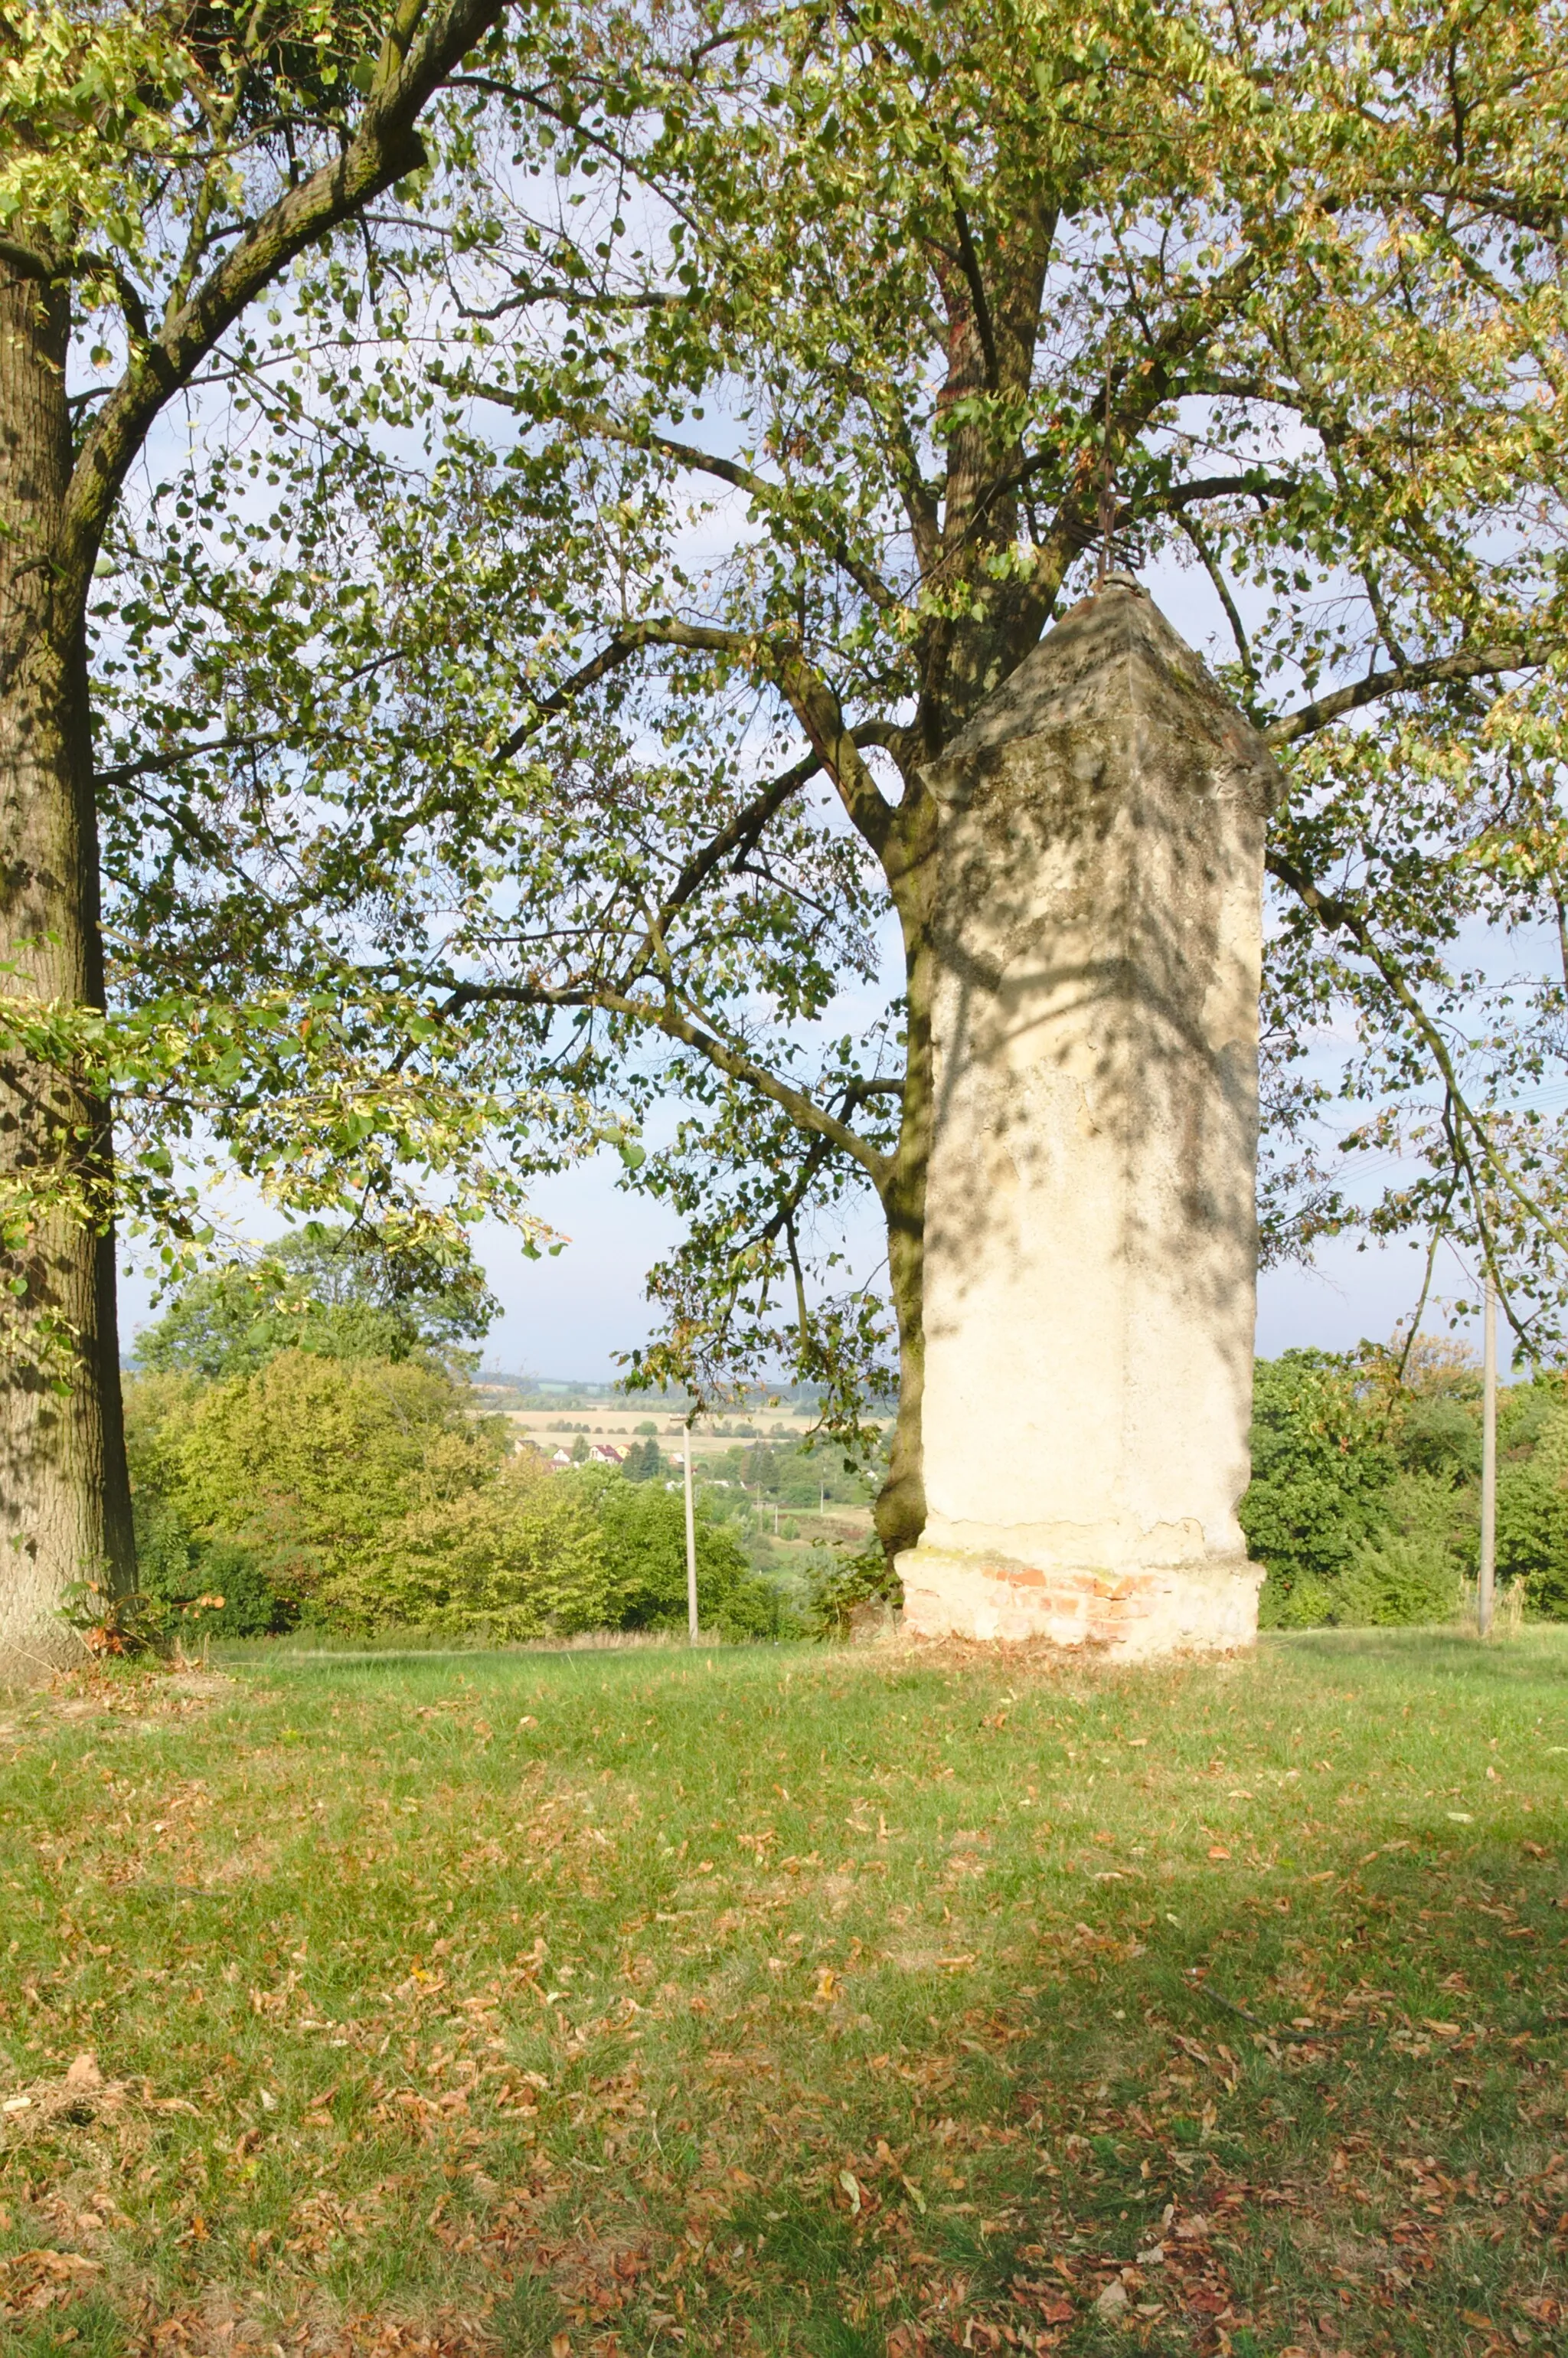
[{"xmin": 897, "ymin": 576, "xmax": 1279, "ymax": 1656}]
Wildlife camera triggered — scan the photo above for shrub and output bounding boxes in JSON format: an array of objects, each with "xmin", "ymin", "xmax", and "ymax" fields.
[
  {"xmin": 132, "ymin": 1496, "xmax": 290, "ymax": 1640},
  {"xmin": 583, "ymin": 1473, "xmax": 794, "ymax": 1638},
  {"xmin": 807, "ymin": 1545, "xmax": 901, "ymax": 1638},
  {"xmin": 330, "ymin": 1460, "xmax": 613, "ymax": 1637},
  {"xmin": 1497, "ymin": 1397, "xmax": 1568, "ymax": 1617},
  {"xmin": 1257, "ymin": 1573, "xmax": 1341, "ymax": 1631},
  {"xmin": 1397, "ymin": 1393, "xmax": 1482, "ymax": 1481},
  {"xmin": 122, "ymin": 1355, "xmax": 796, "ymax": 1645},
  {"xmin": 152, "ymin": 1351, "xmax": 501, "ymax": 1605},
  {"xmin": 1241, "ymin": 1353, "xmax": 1398, "ymax": 1614},
  {"xmin": 1256, "ymin": 1460, "xmax": 1469, "ymax": 1630},
  {"xmin": 1334, "ymin": 1533, "xmax": 1464, "ymax": 1626}
]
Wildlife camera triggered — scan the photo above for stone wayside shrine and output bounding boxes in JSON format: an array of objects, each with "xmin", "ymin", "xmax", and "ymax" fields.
[{"xmin": 897, "ymin": 575, "xmax": 1282, "ymax": 1656}]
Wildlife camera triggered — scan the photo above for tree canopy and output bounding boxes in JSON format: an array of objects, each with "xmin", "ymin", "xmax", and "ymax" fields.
[
  {"xmin": 1, "ymin": 0, "xmax": 593, "ymax": 1663},
  {"xmin": 21, "ymin": 0, "xmax": 1568, "ymax": 1586},
  {"xmin": 133, "ymin": 1223, "xmax": 498, "ymax": 1378}
]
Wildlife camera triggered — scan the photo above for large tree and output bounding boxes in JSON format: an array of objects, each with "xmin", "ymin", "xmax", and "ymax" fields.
[
  {"xmin": 0, "ymin": 0, "xmax": 551, "ymax": 1674},
  {"xmin": 81, "ymin": 0, "xmax": 1568, "ymax": 1568}
]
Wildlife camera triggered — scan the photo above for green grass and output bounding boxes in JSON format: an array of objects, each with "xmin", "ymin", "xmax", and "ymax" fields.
[{"xmin": 2, "ymin": 1630, "xmax": 1566, "ymax": 2356}]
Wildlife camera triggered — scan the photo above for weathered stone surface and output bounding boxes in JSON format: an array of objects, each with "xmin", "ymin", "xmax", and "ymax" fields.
[{"xmin": 897, "ymin": 577, "xmax": 1279, "ymax": 1656}]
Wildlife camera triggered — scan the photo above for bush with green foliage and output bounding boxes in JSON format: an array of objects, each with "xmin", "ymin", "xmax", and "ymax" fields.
[
  {"xmin": 1496, "ymin": 1393, "xmax": 1568, "ymax": 1619},
  {"xmin": 1243, "ymin": 1344, "xmax": 1568, "ymax": 1627},
  {"xmin": 131, "ymin": 1495, "xmax": 290, "ymax": 1641},
  {"xmin": 330, "ymin": 1464, "xmax": 616, "ymax": 1639},
  {"xmin": 805, "ymin": 1544, "xmax": 903, "ymax": 1637},
  {"xmin": 123, "ymin": 1351, "xmax": 795, "ymax": 1644},
  {"xmin": 162, "ymin": 1351, "xmax": 501, "ymax": 1604},
  {"xmin": 589, "ymin": 1473, "xmax": 789, "ymax": 1639},
  {"xmin": 1241, "ymin": 1352, "xmax": 1400, "ymax": 1619}
]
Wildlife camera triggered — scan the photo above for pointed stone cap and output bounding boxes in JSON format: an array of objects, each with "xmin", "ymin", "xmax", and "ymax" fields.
[{"xmin": 930, "ymin": 577, "xmax": 1282, "ymax": 812}]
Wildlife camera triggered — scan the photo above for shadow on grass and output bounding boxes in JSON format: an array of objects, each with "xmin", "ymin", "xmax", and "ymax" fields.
[{"xmin": 1267, "ymin": 1624, "xmax": 1568, "ymax": 1686}]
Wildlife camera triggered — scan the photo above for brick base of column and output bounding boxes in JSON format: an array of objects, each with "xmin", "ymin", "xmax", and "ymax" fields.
[{"xmin": 893, "ymin": 1548, "xmax": 1263, "ymax": 1658}]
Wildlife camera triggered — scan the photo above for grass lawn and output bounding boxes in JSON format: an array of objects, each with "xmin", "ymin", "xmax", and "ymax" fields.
[{"xmin": 2, "ymin": 1630, "xmax": 1566, "ymax": 2358}]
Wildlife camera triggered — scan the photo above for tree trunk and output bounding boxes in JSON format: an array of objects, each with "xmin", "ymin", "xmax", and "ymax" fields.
[
  {"xmin": 874, "ymin": 1079, "xmax": 929, "ymax": 1568},
  {"xmin": 0, "ymin": 261, "xmax": 135, "ymax": 1682},
  {"xmin": 872, "ymin": 802, "xmax": 938, "ymax": 1569}
]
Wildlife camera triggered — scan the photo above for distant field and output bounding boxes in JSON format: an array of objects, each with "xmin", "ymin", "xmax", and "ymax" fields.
[
  {"xmin": 501, "ymin": 1411, "xmax": 828, "ymax": 1459},
  {"xmin": 2, "ymin": 1631, "xmax": 1566, "ymax": 2356}
]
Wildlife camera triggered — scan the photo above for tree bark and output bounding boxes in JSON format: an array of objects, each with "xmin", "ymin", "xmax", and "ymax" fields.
[
  {"xmin": 0, "ymin": 260, "xmax": 134, "ymax": 1680},
  {"xmin": 871, "ymin": 791, "xmax": 939, "ymax": 1568}
]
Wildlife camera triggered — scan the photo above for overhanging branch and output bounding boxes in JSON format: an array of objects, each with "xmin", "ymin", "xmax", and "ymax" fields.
[
  {"xmin": 1265, "ymin": 643, "xmax": 1538, "ymax": 745},
  {"xmin": 1266, "ymin": 845, "xmax": 1568, "ymax": 1277},
  {"xmin": 57, "ymin": 0, "xmax": 512, "ymax": 598},
  {"xmin": 495, "ymin": 619, "xmax": 900, "ymax": 860},
  {"xmin": 435, "ymin": 974, "xmax": 893, "ymax": 1189},
  {"xmin": 465, "ymin": 381, "xmax": 899, "ymax": 614}
]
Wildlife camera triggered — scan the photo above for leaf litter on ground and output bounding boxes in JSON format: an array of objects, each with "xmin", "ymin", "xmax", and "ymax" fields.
[{"xmin": 1, "ymin": 1630, "xmax": 1566, "ymax": 2354}]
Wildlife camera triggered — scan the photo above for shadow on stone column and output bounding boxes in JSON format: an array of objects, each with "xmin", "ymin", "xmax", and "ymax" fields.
[{"xmin": 897, "ymin": 574, "xmax": 1281, "ymax": 1657}]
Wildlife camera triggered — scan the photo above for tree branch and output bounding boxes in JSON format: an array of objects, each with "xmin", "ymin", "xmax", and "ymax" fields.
[
  {"xmin": 606, "ymin": 750, "xmax": 822, "ymax": 992},
  {"xmin": 453, "ymin": 278, "xmax": 689, "ymax": 321},
  {"xmin": 494, "ymin": 619, "xmax": 900, "ymax": 859},
  {"xmin": 466, "ymin": 384, "xmax": 899, "ymax": 613},
  {"xmin": 1029, "ymin": 253, "xmax": 1267, "ymax": 592},
  {"xmin": 0, "ymin": 236, "xmax": 57, "ymax": 283},
  {"xmin": 609, "ymin": 725, "xmax": 902, "ymax": 989},
  {"xmin": 1266, "ymin": 847, "xmax": 1568, "ymax": 1268},
  {"xmin": 946, "ymin": 185, "xmax": 1000, "ymax": 390},
  {"xmin": 1175, "ymin": 511, "xmax": 1260, "ymax": 708},
  {"xmin": 436, "ymin": 976, "xmax": 892, "ymax": 1187},
  {"xmin": 493, "ymin": 618, "xmax": 763, "ymax": 762},
  {"xmin": 57, "ymin": 0, "xmax": 511, "ymax": 600},
  {"xmin": 1122, "ymin": 470, "xmax": 1297, "ymax": 522},
  {"xmin": 94, "ymin": 726, "xmax": 333, "ymax": 789},
  {"xmin": 1264, "ymin": 643, "xmax": 1538, "ymax": 745},
  {"xmin": 771, "ymin": 647, "xmax": 899, "ymax": 858}
]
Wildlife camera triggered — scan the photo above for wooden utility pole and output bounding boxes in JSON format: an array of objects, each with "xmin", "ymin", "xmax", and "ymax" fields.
[
  {"xmin": 683, "ymin": 1424, "xmax": 699, "ymax": 1643},
  {"xmin": 1479, "ymin": 1273, "xmax": 1497, "ymax": 1639}
]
